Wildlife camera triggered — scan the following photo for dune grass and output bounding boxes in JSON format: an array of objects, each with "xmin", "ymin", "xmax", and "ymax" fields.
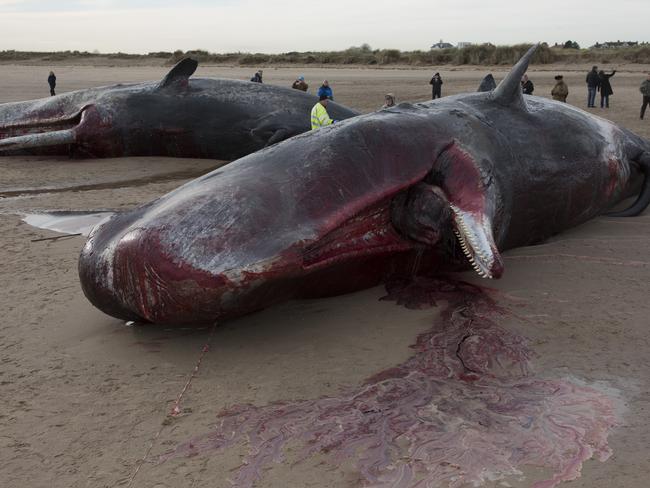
[{"xmin": 1, "ymin": 43, "xmax": 650, "ymax": 67}]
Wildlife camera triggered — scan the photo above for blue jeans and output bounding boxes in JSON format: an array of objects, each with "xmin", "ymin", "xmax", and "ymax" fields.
[
  {"xmin": 600, "ymin": 94, "xmax": 610, "ymax": 108},
  {"xmin": 587, "ymin": 87, "xmax": 597, "ymax": 107}
]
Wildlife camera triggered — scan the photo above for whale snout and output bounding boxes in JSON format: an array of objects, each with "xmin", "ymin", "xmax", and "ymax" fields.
[{"xmin": 78, "ymin": 208, "xmax": 303, "ymax": 326}]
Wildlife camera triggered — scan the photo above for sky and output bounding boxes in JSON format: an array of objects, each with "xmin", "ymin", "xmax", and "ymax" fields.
[{"xmin": 0, "ymin": 0, "xmax": 647, "ymax": 54}]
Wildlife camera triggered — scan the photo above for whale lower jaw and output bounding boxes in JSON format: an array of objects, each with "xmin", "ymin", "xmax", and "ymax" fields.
[{"xmin": 450, "ymin": 205, "xmax": 503, "ymax": 279}]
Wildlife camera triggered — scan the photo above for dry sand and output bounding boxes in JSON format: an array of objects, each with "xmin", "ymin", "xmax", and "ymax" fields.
[{"xmin": 1, "ymin": 64, "xmax": 650, "ymax": 487}]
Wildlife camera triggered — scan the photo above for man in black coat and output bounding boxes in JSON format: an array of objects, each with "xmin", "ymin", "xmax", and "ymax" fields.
[
  {"xmin": 598, "ymin": 69, "xmax": 616, "ymax": 108},
  {"xmin": 47, "ymin": 71, "xmax": 56, "ymax": 96},
  {"xmin": 586, "ymin": 66, "xmax": 600, "ymax": 108},
  {"xmin": 429, "ymin": 72, "xmax": 443, "ymax": 99}
]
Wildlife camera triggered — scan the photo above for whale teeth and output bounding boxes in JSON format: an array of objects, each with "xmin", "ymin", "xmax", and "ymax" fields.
[{"xmin": 450, "ymin": 208, "xmax": 495, "ymax": 280}]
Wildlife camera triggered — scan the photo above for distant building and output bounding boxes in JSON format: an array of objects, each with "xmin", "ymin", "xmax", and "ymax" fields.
[
  {"xmin": 456, "ymin": 42, "xmax": 473, "ymax": 48},
  {"xmin": 430, "ymin": 39, "xmax": 454, "ymax": 50},
  {"xmin": 591, "ymin": 40, "xmax": 639, "ymax": 49}
]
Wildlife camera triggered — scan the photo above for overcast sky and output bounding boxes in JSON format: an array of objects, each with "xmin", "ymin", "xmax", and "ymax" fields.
[{"xmin": 0, "ymin": 0, "xmax": 647, "ymax": 53}]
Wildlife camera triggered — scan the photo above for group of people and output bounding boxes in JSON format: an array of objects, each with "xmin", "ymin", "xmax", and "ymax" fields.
[
  {"xmin": 252, "ymin": 70, "xmax": 335, "ymax": 100},
  {"xmin": 585, "ymin": 66, "xmax": 617, "ymax": 108},
  {"xmin": 250, "ymin": 71, "xmax": 338, "ymax": 130},
  {"xmin": 252, "ymin": 68, "xmax": 650, "ymax": 131}
]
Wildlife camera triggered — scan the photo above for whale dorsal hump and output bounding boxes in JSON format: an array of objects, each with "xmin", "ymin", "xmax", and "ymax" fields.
[
  {"xmin": 490, "ymin": 44, "xmax": 538, "ymax": 108},
  {"xmin": 477, "ymin": 74, "xmax": 496, "ymax": 92},
  {"xmin": 157, "ymin": 57, "xmax": 198, "ymax": 90}
]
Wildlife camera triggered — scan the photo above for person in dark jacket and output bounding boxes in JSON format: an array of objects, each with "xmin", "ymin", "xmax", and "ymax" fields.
[
  {"xmin": 250, "ymin": 70, "xmax": 263, "ymax": 83},
  {"xmin": 47, "ymin": 71, "xmax": 56, "ymax": 96},
  {"xmin": 640, "ymin": 73, "xmax": 650, "ymax": 120},
  {"xmin": 521, "ymin": 74, "xmax": 534, "ymax": 95},
  {"xmin": 429, "ymin": 72, "xmax": 443, "ymax": 99},
  {"xmin": 586, "ymin": 66, "xmax": 600, "ymax": 107},
  {"xmin": 317, "ymin": 80, "xmax": 333, "ymax": 100},
  {"xmin": 598, "ymin": 69, "xmax": 616, "ymax": 108}
]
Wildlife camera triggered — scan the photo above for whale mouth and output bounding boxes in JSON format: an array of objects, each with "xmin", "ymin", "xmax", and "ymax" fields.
[
  {"xmin": 0, "ymin": 105, "xmax": 93, "ymax": 153},
  {"xmin": 450, "ymin": 205, "xmax": 503, "ymax": 279}
]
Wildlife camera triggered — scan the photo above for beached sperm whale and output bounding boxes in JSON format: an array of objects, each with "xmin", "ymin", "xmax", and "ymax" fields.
[
  {"xmin": 0, "ymin": 58, "xmax": 359, "ymax": 159},
  {"xmin": 78, "ymin": 45, "xmax": 650, "ymax": 325}
]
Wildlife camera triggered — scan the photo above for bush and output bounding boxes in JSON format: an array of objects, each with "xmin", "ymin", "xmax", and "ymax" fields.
[{"xmin": 238, "ymin": 53, "xmax": 269, "ymax": 65}]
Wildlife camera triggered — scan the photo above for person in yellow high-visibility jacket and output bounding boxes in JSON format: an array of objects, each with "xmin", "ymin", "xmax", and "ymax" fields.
[{"xmin": 311, "ymin": 95, "xmax": 335, "ymax": 130}]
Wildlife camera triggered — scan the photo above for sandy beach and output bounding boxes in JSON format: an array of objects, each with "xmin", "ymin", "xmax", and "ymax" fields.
[{"xmin": 1, "ymin": 64, "xmax": 650, "ymax": 487}]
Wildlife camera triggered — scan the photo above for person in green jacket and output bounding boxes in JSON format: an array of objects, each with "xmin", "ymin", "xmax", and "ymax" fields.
[
  {"xmin": 641, "ymin": 73, "xmax": 650, "ymax": 120},
  {"xmin": 311, "ymin": 95, "xmax": 334, "ymax": 130}
]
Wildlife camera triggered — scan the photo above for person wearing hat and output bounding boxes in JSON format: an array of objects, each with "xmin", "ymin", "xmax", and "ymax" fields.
[
  {"xmin": 292, "ymin": 75, "xmax": 308, "ymax": 92},
  {"xmin": 429, "ymin": 72, "xmax": 443, "ymax": 99},
  {"xmin": 311, "ymin": 94, "xmax": 335, "ymax": 130},
  {"xmin": 381, "ymin": 93, "xmax": 396, "ymax": 109},
  {"xmin": 317, "ymin": 80, "xmax": 334, "ymax": 100},
  {"xmin": 551, "ymin": 75, "xmax": 569, "ymax": 102}
]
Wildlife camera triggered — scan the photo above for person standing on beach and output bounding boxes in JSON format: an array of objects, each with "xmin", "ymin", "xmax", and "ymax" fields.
[
  {"xmin": 551, "ymin": 75, "xmax": 569, "ymax": 102},
  {"xmin": 311, "ymin": 94, "xmax": 335, "ymax": 130},
  {"xmin": 381, "ymin": 93, "xmax": 396, "ymax": 109},
  {"xmin": 598, "ymin": 69, "xmax": 616, "ymax": 108},
  {"xmin": 586, "ymin": 66, "xmax": 600, "ymax": 107},
  {"xmin": 292, "ymin": 75, "xmax": 308, "ymax": 91},
  {"xmin": 429, "ymin": 72, "xmax": 443, "ymax": 99},
  {"xmin": 640, "ymin": 73, "xmax": 650, "ymax": 120},
  {"xmin": 47, "ymin": 71, "xmax": 56, "ymax": 96},
  {"xmin": 317, "ymin": 80, "xmax": 333, "ymax": 100},
  {"xmin": 250, "ymin": 70, "xmax": 263, "ymax": 83},
  {"xmin": 521, "ymin": 74, "xmax": 534, "ymax": 95}
]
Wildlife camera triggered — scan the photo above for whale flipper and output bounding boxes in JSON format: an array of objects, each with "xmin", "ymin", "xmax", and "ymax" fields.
[{"xmin": 157, "ymin": 57, "xmax": 198, "ymax": 90}]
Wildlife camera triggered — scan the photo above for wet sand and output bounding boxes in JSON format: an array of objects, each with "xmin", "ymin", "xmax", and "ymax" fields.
[{"xmin": 1, "ymin": 65, "xmax": 650, "ymax": 487}]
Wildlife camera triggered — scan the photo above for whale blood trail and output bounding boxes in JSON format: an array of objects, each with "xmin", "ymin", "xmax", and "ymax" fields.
[{"xmin": 161, "ymin": 277, "xmax": 620, "ymax": 488}]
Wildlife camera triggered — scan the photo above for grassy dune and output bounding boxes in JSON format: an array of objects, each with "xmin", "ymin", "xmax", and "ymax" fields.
[{"xmin": 1, "ymin": 43, "xmax": 650, "ymax": 67}]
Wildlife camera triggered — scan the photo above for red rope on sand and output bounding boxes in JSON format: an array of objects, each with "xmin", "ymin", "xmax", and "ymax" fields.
[
  {"xmin": 170, "ymin": 324, "xmax": 217, "ymax": 416},
  {"xmin": 127, "ymin": 321, "xmax": 218, "ymax": 487}
]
